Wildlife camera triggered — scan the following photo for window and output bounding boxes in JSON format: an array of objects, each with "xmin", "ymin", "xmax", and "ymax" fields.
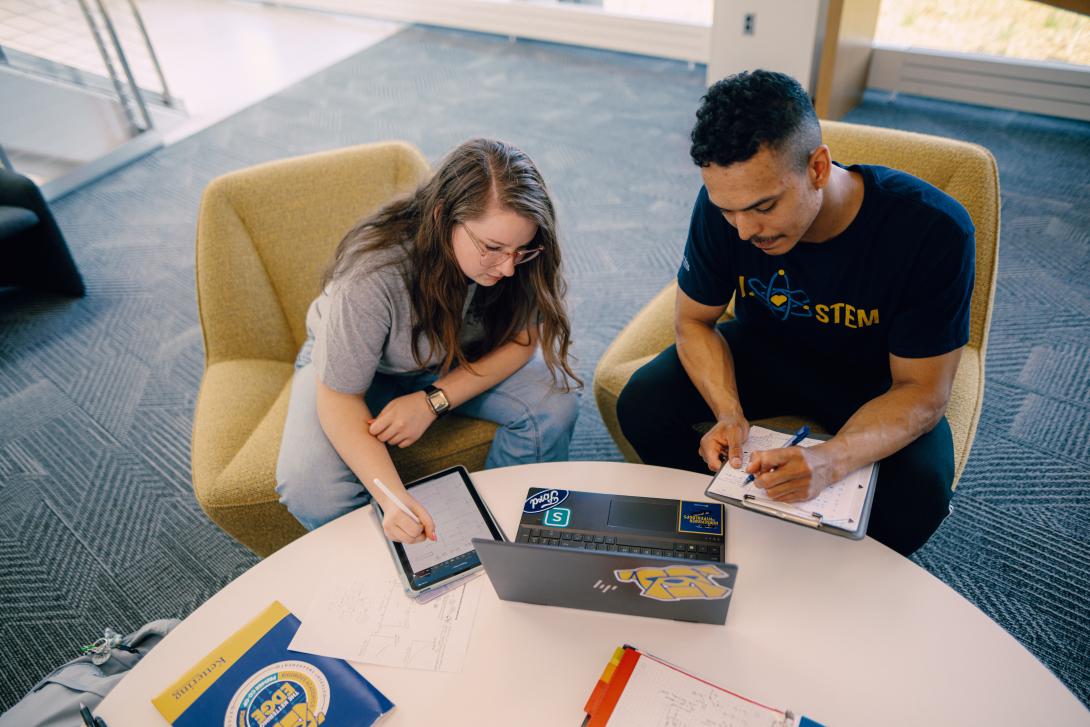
[{"xmin": 875, "ymin": 0, "xmax": 1090, "ymax": 67}]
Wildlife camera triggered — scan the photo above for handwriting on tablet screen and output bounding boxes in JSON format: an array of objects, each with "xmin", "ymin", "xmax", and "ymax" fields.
[{"xmin": 402, "ymin": 473, "xmax": 492, "ymax": 572}]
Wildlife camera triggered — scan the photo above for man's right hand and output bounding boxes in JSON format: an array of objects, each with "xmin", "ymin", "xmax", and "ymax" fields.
[
  {"xmin": 699, "ymin": 412, "xmax": 750, "ymax": 472},
  {"xmin": 380, "ymin": 493, "xmax": 437, "ymax": 544}
]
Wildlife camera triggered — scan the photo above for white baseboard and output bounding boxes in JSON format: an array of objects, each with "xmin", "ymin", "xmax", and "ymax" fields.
[
  {"xmin": 867, "ymin": 45, "xmax": 1090, "ymax": 122},
  {"xmin": 41, "ymin": 130, "xmax": 162, "ymax": 202},
  {"xmin": 276, "ymin": 0, "xmax": 710, "ymax": 64}
]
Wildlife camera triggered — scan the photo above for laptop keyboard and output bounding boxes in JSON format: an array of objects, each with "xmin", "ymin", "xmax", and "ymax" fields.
[{"xmin": 515, "ymin": 527, "xmax": 721, "ymax": 561}]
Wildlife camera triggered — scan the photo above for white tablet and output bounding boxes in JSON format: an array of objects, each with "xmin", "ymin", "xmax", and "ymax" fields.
[{"xmin": 373, "ymin": 465, "xmax": 505, "ymax": 597}]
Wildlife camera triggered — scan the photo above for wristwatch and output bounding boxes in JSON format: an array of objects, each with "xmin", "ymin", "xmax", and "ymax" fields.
[{"xmin": 423, "ymin": 385, "xmax": 450, "ymax": 417}]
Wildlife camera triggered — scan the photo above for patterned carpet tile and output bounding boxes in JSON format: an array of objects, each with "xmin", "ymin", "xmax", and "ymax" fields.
[{"xmin": 1, "ymin": 25, "xmax": 1088, "ymax": 712}]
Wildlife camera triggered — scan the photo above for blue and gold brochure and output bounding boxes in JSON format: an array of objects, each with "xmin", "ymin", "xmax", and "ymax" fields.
[{"xmin": 153, "ymin": 601, "xmax": 394, "ymax": 726}]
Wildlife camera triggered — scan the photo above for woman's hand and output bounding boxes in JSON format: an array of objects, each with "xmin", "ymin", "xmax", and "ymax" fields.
[
  {"xmin": 369, "ymin": 391, "xmax": 438, "ymax": 448},
  {"xmin": 380, "ymin": 491, "xmax": 437, "ymax": 544}
]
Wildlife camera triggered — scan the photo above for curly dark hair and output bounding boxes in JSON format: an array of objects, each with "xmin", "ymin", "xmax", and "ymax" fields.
[{"xmin": 690, "ymin": 70, "xmax": 821, "ymax": 171}]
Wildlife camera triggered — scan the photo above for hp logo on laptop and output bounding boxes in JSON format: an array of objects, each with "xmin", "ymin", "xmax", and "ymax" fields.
[{"xmin": 592, "ymin": 579, "xmax": 618, "ymax": 595}]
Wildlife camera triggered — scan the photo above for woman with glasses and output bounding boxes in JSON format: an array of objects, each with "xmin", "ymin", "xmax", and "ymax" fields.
[{"xmin": 276, "ymin": 139, "xmax": 581, "ymax": 544}]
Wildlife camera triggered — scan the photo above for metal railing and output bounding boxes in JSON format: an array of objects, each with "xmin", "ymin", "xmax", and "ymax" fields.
[
  {"xmin": 0, "ymin": 0, "xmax": 178, "ymax": 135},
  {"xmin": 0, "ymin": 0, "xmax": 186, "ymax": 193}
]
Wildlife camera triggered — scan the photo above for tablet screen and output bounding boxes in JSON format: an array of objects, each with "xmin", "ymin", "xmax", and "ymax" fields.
[
  {"xmin": 402, "ymin": 470, "xmax": 496, "ymax": 573},
  {"xmin": 378, "ymin": 466, "xmax": 503, "ymax": 593}
]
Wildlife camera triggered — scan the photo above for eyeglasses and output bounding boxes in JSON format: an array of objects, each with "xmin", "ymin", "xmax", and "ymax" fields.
[{"xmin": 462, "ymin": 223, "xmax": 544, "ymax": 267}]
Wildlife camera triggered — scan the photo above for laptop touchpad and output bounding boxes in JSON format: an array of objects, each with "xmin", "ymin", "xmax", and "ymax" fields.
[{"xmin": 607, "ymin": 498, "xmax": 676, "ymax": 533}]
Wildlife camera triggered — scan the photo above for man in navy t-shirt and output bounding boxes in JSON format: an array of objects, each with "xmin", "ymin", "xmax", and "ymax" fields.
[{"xmin": 616, "ymin": 70, "xmax": 974, "ymax": 556}]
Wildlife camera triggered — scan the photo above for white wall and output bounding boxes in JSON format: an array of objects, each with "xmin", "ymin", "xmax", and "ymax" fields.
[
  {"xmin": 281, "ymin": 0, "xmax": 711, "ymax": 64},
  {"xmin": 272, "ymin": 0, "xmax": 829, "ymax": 91},
  {"xmin": 707, "ymin": 0, "xmax": 824, "ymax": 88}
]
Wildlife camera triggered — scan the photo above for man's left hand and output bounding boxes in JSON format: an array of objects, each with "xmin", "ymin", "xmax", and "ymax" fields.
[{"xmin": 746, "ymin": 444, "xmax": 838, "ymax": 503}]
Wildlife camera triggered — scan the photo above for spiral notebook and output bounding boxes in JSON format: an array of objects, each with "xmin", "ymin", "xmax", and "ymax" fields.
[
  {"xmin": 582, "ymin": 645, "xmax": 824, "ymax": 727},
  {"xmin": 704, "ymin": 425, "xmax": 878, "ymax": 540}
]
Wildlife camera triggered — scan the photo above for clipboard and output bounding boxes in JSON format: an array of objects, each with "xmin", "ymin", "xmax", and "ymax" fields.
[{"xmin": 703, "ymin": 425, "xmax": 879, "ymax": 540}]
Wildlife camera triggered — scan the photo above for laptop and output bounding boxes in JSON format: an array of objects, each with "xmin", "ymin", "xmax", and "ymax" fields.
[
  {"xmin": 473, "ymin": 539, "xmax": 738, "ymax": 624},
  {"xmin": 471, "ymin": 488, "xmax": 738, "ymax": 624},
  {"xmin": 514, "ymin": 487, "xmax": 726, "ymax": 556}
]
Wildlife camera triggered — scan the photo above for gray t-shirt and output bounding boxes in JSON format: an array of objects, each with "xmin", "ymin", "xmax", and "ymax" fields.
[{"xmin": 302, "ymin": 246, "xmax": 483, "ymax": 394}]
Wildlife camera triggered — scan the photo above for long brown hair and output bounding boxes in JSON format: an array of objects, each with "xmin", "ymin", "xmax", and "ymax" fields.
[{"xmin": 323, "ymin": 139, "xmax": 580, "ymax": 389}]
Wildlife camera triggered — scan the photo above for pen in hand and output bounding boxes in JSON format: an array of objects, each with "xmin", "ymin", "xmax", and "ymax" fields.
[
  {"xmin": 371, "ymin": 478, "xmax": 437, "ymax": 540},
  {"xmin": 743, "ymin": 425, "xmax": 811, "ymax": 486}
]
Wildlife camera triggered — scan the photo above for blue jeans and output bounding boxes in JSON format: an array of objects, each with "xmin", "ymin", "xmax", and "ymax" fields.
[{"xmin": 276, "ymin": 350, "xmax": 580, "ymax": 530}]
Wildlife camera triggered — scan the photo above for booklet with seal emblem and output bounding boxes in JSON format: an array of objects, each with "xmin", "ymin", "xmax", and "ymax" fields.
[{"xmin": 152, "ymin": 601, "xmax": 394, "ymax": 726}]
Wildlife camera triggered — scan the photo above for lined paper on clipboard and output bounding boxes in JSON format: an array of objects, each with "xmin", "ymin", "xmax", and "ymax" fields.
[
  {"xmin": 583, "ymin": 646, "xmax": 807, "ymax": 727},
  {"xmin": 603, "ymin": 650, "xmax": 792, "ymax": 727},
  {"xmin": 705, "ymin": 425, "xmax": 874, "ymax": 531}
]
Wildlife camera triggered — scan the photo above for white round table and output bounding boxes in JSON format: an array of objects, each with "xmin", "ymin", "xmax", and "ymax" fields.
[{"xmin": 97, "ymin": 462, "xmax": 1089, "ymax": 726}]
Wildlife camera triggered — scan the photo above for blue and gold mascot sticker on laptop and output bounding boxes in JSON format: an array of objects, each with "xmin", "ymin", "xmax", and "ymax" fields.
[
  {"xmin": 614, "ymin": 564, "xmax": 733, "ymax": 602},
  {"xmin": 225, "ymin": 660, "xmax": 331, "ymax": 727}
]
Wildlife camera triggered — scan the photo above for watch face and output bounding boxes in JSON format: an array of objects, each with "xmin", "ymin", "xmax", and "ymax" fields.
[{"xmin": 428, "ymin": 389, "xmax": 449, "ymax": 412}]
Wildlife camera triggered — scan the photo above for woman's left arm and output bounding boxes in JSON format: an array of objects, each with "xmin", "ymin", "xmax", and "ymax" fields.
[
  {"xmin": 436, "ymin": 326, "xmax": 539, "ymax": 406},
  {"xmin": 368, "ymin": 327, "xmax": 539, "ymax": 447}
]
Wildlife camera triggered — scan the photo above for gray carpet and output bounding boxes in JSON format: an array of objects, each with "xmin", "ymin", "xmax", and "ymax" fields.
[{"xmin": 1, "ymin": 25, "xmax": 1088, "ymax": 712}]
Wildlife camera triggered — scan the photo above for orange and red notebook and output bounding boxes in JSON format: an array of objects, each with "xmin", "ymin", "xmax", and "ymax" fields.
[{"xmin": 582, "ymin": 645, "xmax": 822, "ymax": 727}]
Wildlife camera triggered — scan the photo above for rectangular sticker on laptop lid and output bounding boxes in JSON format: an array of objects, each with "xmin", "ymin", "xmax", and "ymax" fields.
[{"xmin": 677, "ymin": 501, "xmax": 724, "ymax": 535}]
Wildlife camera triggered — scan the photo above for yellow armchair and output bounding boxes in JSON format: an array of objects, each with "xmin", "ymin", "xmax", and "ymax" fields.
[
  {"xmin": 594, "ymin": 120, "xmax": 1000, "ymax": 488},
  {"xmin": 192, "ymin": 142, "xmax": 498, "ymax": 557}
]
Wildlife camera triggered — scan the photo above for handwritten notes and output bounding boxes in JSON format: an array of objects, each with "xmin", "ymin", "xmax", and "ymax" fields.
[
  {"xmin": 289, "ymin": 574, "xmax": 482, "ymax": 672},
  {"xmin": 401, "ymin": 473, "xmax": 496, "ymax": 573},
  {"xmin": 607, "ymin": 654, "xmax": 790, "ymax": 727},
  {"xmin": 706, "ymin": 425, "xmax": 873, "ymax": 530}
]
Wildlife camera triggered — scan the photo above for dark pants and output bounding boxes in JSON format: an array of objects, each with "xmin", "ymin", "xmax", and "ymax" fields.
[{"xmin": 616, "ymin": 321, "xmax": 954, "ymax": 557}]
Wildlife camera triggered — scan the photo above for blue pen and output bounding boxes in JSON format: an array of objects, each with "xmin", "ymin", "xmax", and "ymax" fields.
[{"xmin": 743, "ymin": 425, "xmax": 810, "ymax": 485}]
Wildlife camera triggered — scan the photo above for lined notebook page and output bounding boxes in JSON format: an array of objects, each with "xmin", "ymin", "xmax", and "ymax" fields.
[
  {"xmin": 606, "ymin": 653, "xmax": 790, "ymax": 727},
  {"xmin": 706, "ymin": 426, "xmax": 872, "ymax": 531}
]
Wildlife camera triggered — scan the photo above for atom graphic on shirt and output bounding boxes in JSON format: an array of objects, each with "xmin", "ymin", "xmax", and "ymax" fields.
[{"xmin": 748, "ymin": 269, "xmax": 812, "ymax": 321}]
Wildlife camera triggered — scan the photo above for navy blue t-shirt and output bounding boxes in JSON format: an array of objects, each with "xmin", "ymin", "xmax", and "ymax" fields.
[{"xmin": 678, "ymin": 164, "xmax": 975, "ymax": 379}]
